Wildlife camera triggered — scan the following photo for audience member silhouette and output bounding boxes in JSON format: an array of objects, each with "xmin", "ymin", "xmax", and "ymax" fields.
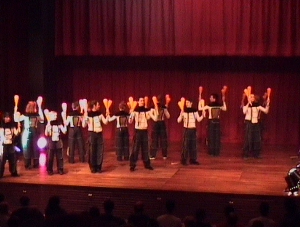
[
  {"xmin": 246, "ymin": 202, "xmax": 276, "ymax": 227},
  {"xmin": 97, "ymin": 198, "xmax": 125, "ymax": 227},
  {"xmin": 10, "ymin": 196, "xmax": 44, "ymax": 227},
  {"xmin": 157, "ymin": 199, "xmax": 182, "ymax": 227},
  {"xmin": 44, "ymin": 195, "xmax": 67, "ymax": 227},
  {"xmin": 0, "ymin": 202, "xmax": 10, "ymax": 227},
  {"xmin": 194, "ymin": 208, "xmax": 212, "ymax": 227},
  {"xmin": 128, "ymin": 201, "xmax": 151, "ymax": 227},
  {"xmin": 279, "ymin": 198, "xmax": 300, "ymax": 227}
]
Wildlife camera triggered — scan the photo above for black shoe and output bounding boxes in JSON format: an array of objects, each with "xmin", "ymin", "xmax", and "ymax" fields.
[
  {"xmin": 190, "ymin": 160, "xmax": 200, "ymax": 165},
  {"xmin": 25, "ymin": 165, "xmax": 32, "ymax": 170},
  {"xmin": 130, "ymin": 167, "xmax": 135, "ymax": 172},
  {"xmin": 91, "ymin": 169, "xmax": 97, "ymax": 173},
  {"xmin": 181, "ymin": 160, "xmax": 188, "ymax": 166},
  {"xmin": 48, "ymin": 171, "xmax": 54, "ymax": 175},
  {"xmin": 97, "ymin": 169, "xmax": 102, "ymax": 173},
  {"xmin": 11, "ymin": 173, "xmax": 20, "ymax": 177},
  {"xmin": 58, "ymin": 170, "xmax": 64, "ymax": 175},
  {"xmin": 145, "ymin": 166, "xmax": 154, "ymax": 170}
]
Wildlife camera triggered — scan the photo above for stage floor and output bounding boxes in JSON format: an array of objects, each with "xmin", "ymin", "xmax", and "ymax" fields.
[{"xmin": 0, "ymin": 142, "xmax": 298, "ymax": 197}]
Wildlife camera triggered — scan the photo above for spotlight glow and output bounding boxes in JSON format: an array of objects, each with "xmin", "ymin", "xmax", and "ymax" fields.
[
  {"xmin": 39, "ymin": 153, "xmax": 46, "ymax": 166},
  {"xmin": 37, "ymin": 137, "xmax": 47, "ymax": 149}
]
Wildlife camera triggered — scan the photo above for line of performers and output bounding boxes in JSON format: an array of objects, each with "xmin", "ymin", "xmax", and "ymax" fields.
[{"xmin": 0, "ymin": 85, "xmax": 272, "ymax": 178}]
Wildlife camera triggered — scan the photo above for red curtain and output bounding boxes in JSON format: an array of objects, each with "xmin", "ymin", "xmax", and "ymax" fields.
[
  {"xmin": 55, "ymin": 0, "xmax": 300, "ymax": 56},
  {"xmin": 56, "ymin": 57, "xmax": 300, "ymax": 146}
]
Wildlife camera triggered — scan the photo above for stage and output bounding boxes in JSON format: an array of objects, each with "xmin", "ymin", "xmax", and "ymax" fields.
[{"xmin": 0, "ymin": 142, "xmax": 299, "ymax": 225}]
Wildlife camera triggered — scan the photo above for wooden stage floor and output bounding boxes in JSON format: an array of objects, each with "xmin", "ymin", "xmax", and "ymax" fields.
[
  {"xmin": 0, "ymin": 142, "xmax": 298, "ymax": 196},
  {"xmin": 1, "ymin": 142, "xmax": 299, "ymax": 225}
]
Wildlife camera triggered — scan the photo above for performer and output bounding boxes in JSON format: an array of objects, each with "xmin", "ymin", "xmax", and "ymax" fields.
[
  {"xmin": 177, "ymin": 97, "xmax": 204, "ymax": 165},
  {"xmin": 83, "ymin": 100, "xmax": 109, "ymax": 173},
  {"xmin": 242, "ymin": 92, "xmax": 270, "ymax": 159},
  {"xmin": 64, "ymin": 101, "xmax": 85, "ymax": 163},
  {"xmin": 44, "ymin": 111, "xmax": 67, "ymax": 175},
  {"xmin": 149, "ymin": 95, "xmax": 171, "ymax": 160},
  {"xmin": 284, "ymin": 163, "xmax": 300, "ymax": 196},
  {"xmin": 199, "ymin": 87, "xmax": 227, "ymax": 156},
  {"xmin": 0, "ymin": 112, "xmax": 20, "ymax": 178},
  {"xmin": 129, "ymin": 97, "xmax": 155, "ymax": 171},
  {"xmin": 109, "ymin": 101, "xmax": 131, "ymax": 161},
  {"xmin": 14, "ymin": 96, "xmax": 44, "ymax": 169}
]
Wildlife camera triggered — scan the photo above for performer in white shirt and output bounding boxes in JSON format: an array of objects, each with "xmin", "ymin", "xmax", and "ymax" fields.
[
  {"xmin": 45, "ymin": 111, "xmax": 67, "ymax": 175},
  {"xmin": 0, "ymin": 112, "xmax": 21, "ymax": 178},
  {"xmin": 242, "ymin": 94, "xmax": 270, "ymax": 159},
  {"xmin": 83, "ymin": 100, "xmax": 109, "ymax": 173},
  {"xmin": 177, "ymin": 98, "xmax": 204, "ymax": 165},
  {"xmin": 14, "ymin": 97, "xmax": 44, "ymax": 169},
  {"xmin": 109, "ymin": 101, "xmax": 131, "ymax": 161},
  {"xmin": 129, "ymin": 97, "xmax": 155, "ymax": 171},
  {"xmin": 199, "ymin": 93, "xmax": 227, "ymax": 157},
  {"xmin": 64, "ymin": 101, "xmax": 85, "ymax": 163},
  {"xmin": 149, "ymin": 95, "xmax": 171, "ymax": 160}
]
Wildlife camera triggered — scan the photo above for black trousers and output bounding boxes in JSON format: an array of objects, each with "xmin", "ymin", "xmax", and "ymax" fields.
[
  {"xmin": 115, "ymin": 127, "xmax": 129, "ymax": 160},
  {"xmin": 47, "ymin": 148, "xmax": 63, "ymax": 172},
  {"xmin": 243, "ymin": 121, "xmax": 261, "ymax": 157},
  {"xmin": 150, "ymin": 121, "xmax": 168, "ymax": 158},
  {"xmin": 181, "ymin": 128, "xmax": 198, "ymax": 163},
  {"xmin": 0, "ymin": 144, "xmax": 18, "ymax": 177},
  {"xmin": 130, "ymin": 129, "xmax": 151, "ymax": 168},
  {"xmin": 68, "ymin": 127, "xmax": 85, "ymax": 163},
  {"xmin": 89, "ymin": 132, "xmax": 104, "ymax": 171},
  {"xmin": 208, "ymin": 119, "xmax": 221, "ymax": 156},
  {"xmin": 22, "ymin": 128, "xmax": 39, "ymax": 168}
]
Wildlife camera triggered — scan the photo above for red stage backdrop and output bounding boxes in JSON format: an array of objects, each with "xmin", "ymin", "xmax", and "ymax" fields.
[{"xmin": 55, "ymin": 0, "xmax": 300, "ymax": 57}]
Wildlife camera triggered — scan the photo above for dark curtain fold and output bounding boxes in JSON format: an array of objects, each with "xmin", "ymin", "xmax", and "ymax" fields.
[{"xmin": 55, "ymin": 0, "xmax": 300, "ymax": 56}]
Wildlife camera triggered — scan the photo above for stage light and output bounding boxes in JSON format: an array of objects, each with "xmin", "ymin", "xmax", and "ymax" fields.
[
  {"xmin": 37, "ymin": 137, "xmax": 47, "ymax": 149},
  {"xmin": 14, "ymin": 146, "xmax": 21, "ymax": 152},
  {"xmin": 39, "ymin": 153, "xmax": 47, "ymax": 167}
]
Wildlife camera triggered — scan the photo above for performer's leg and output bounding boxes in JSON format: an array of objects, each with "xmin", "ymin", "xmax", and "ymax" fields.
[
  {"xmin": 77, "ymin": 132, "xmax": 86, "ymax": 163},
  {"xmin": 181, "ymin": 130, "xmax": 189, "ymax": 165},
  {"xmin": 123, "ymin": 129, "xmax": 130, "ymax": 161},
  {"xmin": 141, "ymin": 131, "xmax": 153, "ymax": 170},
  {"xmin": 130, "ymin": 133, "xmax": 140, "ymax": 171},
  {"xmin": 47, "ymin": 149, "xmax": 54, "ymax": 175},
  {"xmin": 96, "ymin": 134, "xmax": 104, "ymax": 172},
  {"xmin": 160, "ymin": 124, "xmax": 168, "ymax": 158},
  {"xmin": 68, "ymin": 131, "xmax": 76, "ymax": 163},
  {"xmin": 150, "ymin": 126, "xmax": 159, "ymax": 159},
  {"xmin": 8, "ymin": 146, "xmax": 19, "ymax": 176},
  {"xmin": 56, "ymin": 148, "xmax": 64, "ymax": 175}
]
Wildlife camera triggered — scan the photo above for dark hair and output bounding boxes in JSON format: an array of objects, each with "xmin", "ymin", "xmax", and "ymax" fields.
[
  {"xmin": 259, "ymin": 201, "xmax": 270, "ymax": 216},
  {"xmin": 165, "ymin": 199, "xmax": 176, "ymax": 213},
  {"xmin": 103, "ymin": 198, "xmax": 115, "ymax": 213},
  {"xmin": 72, "ymin": 101, "xmax": 79, "ymax": 110},
  {"xmin": 19, "ymin": 196, "xmax": 30, "ymax": 207},
  {"xmin": 134, "ymin": 201, "xmax": 144, "ymax": 213}
]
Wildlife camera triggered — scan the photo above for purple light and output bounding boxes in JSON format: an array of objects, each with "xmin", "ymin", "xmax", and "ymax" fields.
[
  {"xmin": 37, "ymin": 137, "xmax": 47, "ymax": 149},
  {"xmin": 14, "ymin": 146, "xmax": 21, "ymax": 152}
]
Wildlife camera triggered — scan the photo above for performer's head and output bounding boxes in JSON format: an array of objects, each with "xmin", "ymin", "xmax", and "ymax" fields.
[
  {"xmin": 156, "ymin": 95, "xmax": 163, "ymax": 107},
  {"xmin": 209, "ymin": 94, "xmax": 219, "ymax": 103},
  {"xmin": 72, "ymin": 101, "xmax": 79, "ymax": 111},
  {"xmin": 25, "ymin": 101, "xmax": 37, "ymax": 113},
  {"xmin": 89, "ymin": 100, "xmax": 100, "ymax": 111},
  {"xmin": 185, "ymin": 98, "xmax": 193, "ymax": 108},
  {"xmin": 119, "ymin": 101, "xmax": 127, "ymax": 111},
  {"xmin": 3, "ymin": 112, "xmax": 12, "ymax": 123},
  {"xmin": 138, "ymin": 97, "xmax": 145, "ymax": 107}
]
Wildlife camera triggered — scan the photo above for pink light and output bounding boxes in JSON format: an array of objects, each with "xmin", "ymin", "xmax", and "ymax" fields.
[
  {"xmin": 39, "ymin": 153, "xmax": 46, "ymax": 166},
  {"xmin": 37, "ymin": 137, "xmax": 47, "ymax": 149}
]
